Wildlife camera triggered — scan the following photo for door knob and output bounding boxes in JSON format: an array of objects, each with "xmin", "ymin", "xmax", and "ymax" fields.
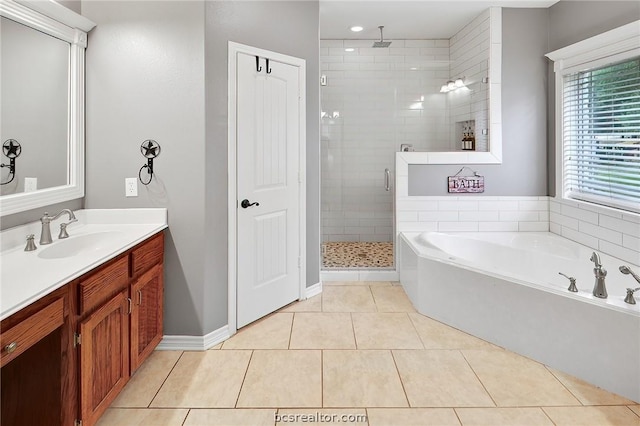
[{"xmin": 241, "ymin": 199, "xmax": 260, "ymax": 208}]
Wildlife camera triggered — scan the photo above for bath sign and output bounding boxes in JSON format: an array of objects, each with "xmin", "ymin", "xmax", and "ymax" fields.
[{"xmin": 448, "ymin": 168, "xmax": 484, "ymax": 193}]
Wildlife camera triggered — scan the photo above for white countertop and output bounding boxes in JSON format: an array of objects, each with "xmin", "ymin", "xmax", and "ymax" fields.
[{"xmin": 0, "ymin": 209, "xmax": 168, "ymax": 320}]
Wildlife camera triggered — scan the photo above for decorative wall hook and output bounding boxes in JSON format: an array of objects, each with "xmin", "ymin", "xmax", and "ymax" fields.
[
  {"xmin": 1, "ymin": 139, "xmax": 22, "ymax": 185},
  {"xmin": 255, "ymin": 56, "xmax": 272, "ymax": 74},
  {"xmin": 139, "ymin": 139, "xmax": 161, "ymax": 185}
]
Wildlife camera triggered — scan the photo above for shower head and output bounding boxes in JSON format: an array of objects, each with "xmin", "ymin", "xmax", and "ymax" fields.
[
  {"xmin": 620, "ymin": 265, "xmax": 640, "ymax": 284},
  {"xmin": 373, "ymin": 26, "xmax": 391, "ymax": 48}
]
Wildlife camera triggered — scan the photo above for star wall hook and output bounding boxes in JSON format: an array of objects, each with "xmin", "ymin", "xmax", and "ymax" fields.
[
  {"xmin": 1, "ymin": 139, "xmax": 22, "ymax": 185},
  {"xmin": 139, "ymin": 139, "xmax": 161, "ymax": 185}
]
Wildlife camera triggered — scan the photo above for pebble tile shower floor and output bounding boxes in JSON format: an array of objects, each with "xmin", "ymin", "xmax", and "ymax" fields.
[
  {"xmin": 322, "ymin": 242, "xmax": 394, "ymax": 269},
  {"xmin": 98, "ymin": 281, "xmax": 640, "ymax": 426}
]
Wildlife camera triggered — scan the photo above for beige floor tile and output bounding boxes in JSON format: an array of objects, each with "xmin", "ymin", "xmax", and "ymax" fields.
[
  {"xmin": 367, "ymin": 408, "xmax": 460, "ymax": 426},
  {"xmin": 209, "ymin": 343, "xmax": 222, "ymax": 350},
  {"xmin": 363, "ymin": 281, "xmax": 394, "ymax": 286},
  {"xmin": 111, "ymin": 351, "xmax": 182, "ymax": 407},
  {"xmin": 322, "ymin": 286, "xmax": 376, "ymax": 312},
  {"xmin": 237, "ymin": 350, "xmax": 322, "ymax": 407},
  {"xmin": 289, "ymin": 313, "xmax": 356, "ymax": 349},
  {"xmin": 371, "ymin": 286, "xmax": 416, "ymax": 312},
  {"xmin": 455, "ymin": 408, "xmax": 554, "ymax": 425},
  {"xmin": 462, "ymin": 350, "xmax": 580, "ymax": 407},
  {"xmin": 184, "ymin": 409, "xmax": 276, "ymax": 425},
  {"xmin": 280, "ymin": 294, "xmax": 322, "ymax": 312},
  {"xmin": 630, "ymin": 405, "xmax": 640, "ymax": 416},
  {"xmin": 151, "ymin": 350, "xmax": 251, "ymax": 408},
  {"xmin": 408, "ymin": 313, "xmax": 496, "ymax": 350},
  {"xmin": 323, "ymin": 350, "xmax": 408, "ymax": 407},
  {"xmin": 323, "ymin": 281, "xmax": 391, "ymax": 286},
  {"xmin": 222, "ymin": 313, "xmax": 293, "ymax": 349},
  {"xmin": 547, "ymin": 368, "xmax": 635, "ymax": 405},
  {"xmin": 352, "ymin": 313, "xmax": 423, "ymax": 349},
  {"xmin": 96, "ymin": 408, "xmax": 188, "ymax": 426},
  {"xmin": 276, "ymin": 409, "xmax": 367, "ymax": 425},
  {"xmin": 543, "ymin": 406, "xmax": 640, "ymax": 426},
  {"xmin": 393, "ymin": 350, "xmax": 494, "ymax": 407}
]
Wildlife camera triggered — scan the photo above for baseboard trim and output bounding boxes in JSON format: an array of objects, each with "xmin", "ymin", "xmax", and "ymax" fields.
[
  {"xmin": 305, "ymin": 281, "xmax": 322, "ymax": 298},
  {"xmin": 320, "ymin": 270, "xmax": 399, "ymax": 282},
  {"xmin": 156, "ymin": 325, "xmax": 230, "ymax": 351}
]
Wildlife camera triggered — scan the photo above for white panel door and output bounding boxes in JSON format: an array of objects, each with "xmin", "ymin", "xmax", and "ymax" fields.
[{"xmin": 236, "ymin": 52, "xmax": 300, "ymax": 328}]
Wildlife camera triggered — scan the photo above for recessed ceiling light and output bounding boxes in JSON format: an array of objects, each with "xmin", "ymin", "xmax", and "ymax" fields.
[
  {"xmin": 350, "ymin": 26, "xmax": 363, "ymax": 32},
  {"xmin": 345, "ymin": 48, "xmax": 355, "ymax": 52}
]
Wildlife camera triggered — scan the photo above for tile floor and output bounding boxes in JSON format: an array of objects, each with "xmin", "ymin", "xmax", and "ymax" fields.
[{"xmin": 98, "ymin": 281, "xmax": 640, "ymax": 426}]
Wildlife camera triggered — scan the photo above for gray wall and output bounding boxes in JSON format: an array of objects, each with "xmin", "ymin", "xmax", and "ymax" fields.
[
  {"xmin": 409, "ymin": 8, "xmax": 549, "ymax": 196},
  {"xmin": 546, "ymin": 1, "xmax": 640, "ymax": 194},
  {"xmin": 204, "ymin": 1, "xmax": 320, "ymax": 330},
  {"xmin": 82, "ymin": 1, "xmax": 207, "ymax": 336},
  {"xmin": 81, "ymin": 0, "xmax": 319, "ymax": 336}
]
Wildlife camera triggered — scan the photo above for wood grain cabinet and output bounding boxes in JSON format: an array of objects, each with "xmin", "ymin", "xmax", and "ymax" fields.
[{"xmin": 0, "ymin": 231, "xmax": 164, "ymax": 426}]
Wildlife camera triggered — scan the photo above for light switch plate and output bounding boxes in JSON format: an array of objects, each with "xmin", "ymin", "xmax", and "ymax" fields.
[{"xmin": 125, "ymin": 178, "xmax": 138, "ymax": 197}]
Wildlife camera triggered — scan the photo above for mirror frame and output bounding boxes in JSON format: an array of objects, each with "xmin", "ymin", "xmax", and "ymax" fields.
[
  {"xmin": 397, "ymin": 7, "xmax": 502, "ymax": 166},
  {"xmin": 0, "ymin": 0, "xmax": 95, "ymax": 216}
]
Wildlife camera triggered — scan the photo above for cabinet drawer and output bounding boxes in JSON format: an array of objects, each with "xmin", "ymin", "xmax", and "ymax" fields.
[
  {"xmin": 78, "ymin": 256, "xmax": 129, "ymax": 315},
  {"xmin": 131, "ymin": 233, "xmax": 164, "ymax": 277},
  {"xmin": 1, "ymin": 297, "xmax": 64, "ymax": 367}
]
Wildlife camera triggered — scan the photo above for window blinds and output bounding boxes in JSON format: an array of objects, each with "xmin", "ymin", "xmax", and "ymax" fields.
[{"xmin": 562, "ymin": 57, "xmax": 640, "ymax": 212}]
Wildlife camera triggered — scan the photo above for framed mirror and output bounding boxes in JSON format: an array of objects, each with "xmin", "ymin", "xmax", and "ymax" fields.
[{"xmin": 0, "ymin": 0, "xmax": 95, "ymax": 216}]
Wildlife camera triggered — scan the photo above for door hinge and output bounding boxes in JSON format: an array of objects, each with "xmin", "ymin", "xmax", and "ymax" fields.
[
  {"xmin": 74, "ymin": 333, "xmax": 81, "ymax": 348},
  {"xmin": 298, "ymin": 257, "xmax": 301, "ymax": 268},
  {"xmin": 75, "ymin": 420, "xmax": 82, "ymax": 426}
]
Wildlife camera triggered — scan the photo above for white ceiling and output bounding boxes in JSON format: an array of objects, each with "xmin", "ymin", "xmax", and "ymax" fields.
[{"xmin": 320, "ymin": 1, "xmax": 558, "ymax": 40}]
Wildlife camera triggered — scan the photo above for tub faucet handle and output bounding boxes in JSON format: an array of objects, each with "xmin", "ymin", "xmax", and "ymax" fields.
[
  {"xmin": 559, "ymin": 272, "xmax": 578, "ymax": 292},
  {"xmin": 624, "ymin": 287, "xmax": 640, "ymax": 305}
]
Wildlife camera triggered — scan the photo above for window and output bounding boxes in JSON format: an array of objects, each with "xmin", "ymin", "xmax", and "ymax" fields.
[
  {"xmin": 563, "ymin": 57, "xmax": 640, "ymax": 211},
  {"xmin": 547, "ymin": 21, "xmax": 640, "ymax": 213}
]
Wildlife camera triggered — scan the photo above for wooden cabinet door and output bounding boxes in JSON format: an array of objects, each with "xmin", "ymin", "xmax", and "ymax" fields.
[
  {"xmin": 79, "ymin": 291, "xmax": 129, "ymax": 426},
  {"xmin": 130, "ymin": 263, "xmax": 163, "ymax": 373}
]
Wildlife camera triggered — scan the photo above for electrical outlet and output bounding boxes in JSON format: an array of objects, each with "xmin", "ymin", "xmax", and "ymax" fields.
[
  {"xmin": 24, "ymin": 177, "xmax": 38, "ymax": 192},
  {"xmin": 125, "ymin": 178, "xmax": 138, "ymax": 197}
]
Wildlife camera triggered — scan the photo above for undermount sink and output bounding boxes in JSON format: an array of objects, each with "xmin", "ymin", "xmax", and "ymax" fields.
[{"xmin": 37, "ymin": 232, "xmax": 125, "ymax": 260}]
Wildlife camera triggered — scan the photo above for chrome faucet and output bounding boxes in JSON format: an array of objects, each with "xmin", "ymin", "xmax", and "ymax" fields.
[
  {"xmin": 590, "ymin": 252, "xmax": 607, "ymax": 298},
  {"xmin": 620, "ymin": 265, "xmax": 640, "ymax": 304},
  {"xmin": 40, "ymin": 209, "xmax": 77, "ymax": 245}
]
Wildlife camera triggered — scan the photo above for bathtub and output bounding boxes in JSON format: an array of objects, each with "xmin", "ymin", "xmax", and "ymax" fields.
[{"xmin": 399, "ymin": 231, "xmax": 640, "ymax": 402}]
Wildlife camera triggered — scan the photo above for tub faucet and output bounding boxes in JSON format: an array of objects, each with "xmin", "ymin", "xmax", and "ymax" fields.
[
  {"xmin": 40, "ymin": 209, "xmax": 77, "ymax": 245},
  {"xmin": 590, "ymin": 252, "xmax": 607, "ymax": 298}
]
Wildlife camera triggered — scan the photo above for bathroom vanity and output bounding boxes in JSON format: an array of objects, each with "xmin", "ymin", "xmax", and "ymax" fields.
[{"xmin": 0, "ymin": 209, "xmax": 167, "ymax": 426}]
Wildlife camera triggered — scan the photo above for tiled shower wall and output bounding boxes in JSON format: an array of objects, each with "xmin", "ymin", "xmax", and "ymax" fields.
[
  {"xmin": 449, "ymin": 9, "xmax": 490, "ymax": 152},
  {"xmin": 321, "ymin": 39, "xmax": 450, "ymax": 243}
]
